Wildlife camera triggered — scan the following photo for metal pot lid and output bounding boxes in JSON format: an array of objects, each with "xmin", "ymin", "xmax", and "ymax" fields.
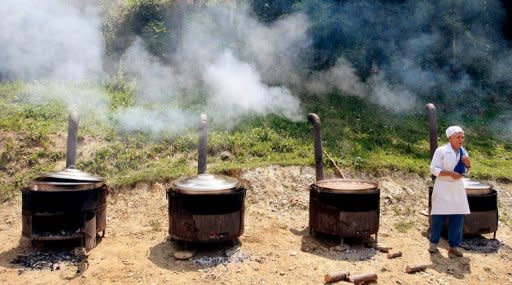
[
  {"xmin": 35, "ymin": 168, "xmax": 104, "ymax": 183},
  {"xmin": 314, "ymin": 178, "xmax": 378, "ymax": 193},
  {"xmin": 171, "ymin": 173, "xmax": 241, "ymax": 194},
  {"xmin": 26, "ymin": 181, "xmax": 106, "ymax": 192},
  {"xmin": 462, "ymin": 178, "xmax": 491, "ymax": 190}
]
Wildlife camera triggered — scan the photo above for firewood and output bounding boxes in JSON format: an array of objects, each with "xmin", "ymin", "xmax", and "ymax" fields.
[
  {"xmin": 375, "ymin": 246, "xmax": 391, "ymax": 253},
  {"xmin": 324, "ymin": 271, "xmax": 349, "ymax": 283},
  {"xmin": 387, "ymin": 251, "xmax": 402, "ymax": 259},
  {"xmin": 348, "ymin": 273, "xmax": 378, "ymax": 285},
  {"xmin": 405, "ymin": 264, "xmax": 429, "ymax": 273}
]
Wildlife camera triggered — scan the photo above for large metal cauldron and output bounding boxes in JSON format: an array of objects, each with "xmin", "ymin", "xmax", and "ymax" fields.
[
  {"xmin": 425, "ymin": 103, "xmax": 498, "ymax": 238},
  {"xmin": 428, "ymin": 178, "xmax": 498, "ymax": 237},
  {"xmin": 310, "ymin": 179, "xmax": 380, "ymax": 239},
  {"xmin": 166, "ymin": 114, "xmax": 246, "ymax": 242},
  {"xmin": 21, "ymin": 113, "xmax": 107, "ymax": 250},
  {"xmin": 307, "ymin": 113, "xmax": 380, "ymax": 241},
  {"xmin": 167, "ymin": 174, "xmax": 245, "ymax": 242}
]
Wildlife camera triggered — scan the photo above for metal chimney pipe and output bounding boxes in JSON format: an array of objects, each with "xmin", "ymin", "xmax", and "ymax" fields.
[
  {"xmin": 307, "ymin": 113, "xmax": 325, "ymax": 181},
  {"xmin": 425, "ymin": 103, "xmax": 438, "ymax": 160},
  {"xmin": 66, "ymin": 112, "xmax": 79, "ymax": 169},
  {"xmin": 198, "ymin": 113, "xmax": 208, "ymax": 174}
]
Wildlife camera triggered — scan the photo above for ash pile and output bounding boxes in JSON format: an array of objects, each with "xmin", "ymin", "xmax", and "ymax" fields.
[
  {"xmin": 11, "ymin": 248, "xmax": 87, "ymax": 273},
  {"xmin": 192, "ymin": 246, "xmax": 248, "ymax": 267},
  {"xmin": 461, "ymin": 236, "xmax": 502, "ymax": 253}
]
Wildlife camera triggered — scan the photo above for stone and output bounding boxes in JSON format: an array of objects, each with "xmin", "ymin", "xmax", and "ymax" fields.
[{"xmin": 174, "ymin": 250, "xmax": 195, "ymax": 260}]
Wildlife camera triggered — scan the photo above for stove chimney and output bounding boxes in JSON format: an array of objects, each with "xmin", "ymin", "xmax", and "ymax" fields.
[
  {"xmin": 308, "ymin": 113, "xmax": 324, "ymax": 181},
  {"xmin": 198, "ymin": 113, "xmax": 207, "ymax": 174},
  {"xmin": 66, "ymin": 112, "xmax": 79, "ymax": 169},
  {"xmin": 425, "ymin": 103, "xmax": 438, "ymax": 160}
]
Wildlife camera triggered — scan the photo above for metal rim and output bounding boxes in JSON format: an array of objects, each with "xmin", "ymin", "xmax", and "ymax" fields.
[
  {"xmin": 169, "ymin": 173, "xmax": 242, "ymax": 194},
  {"xmin": 313, "ymin": 178, "xmax": 379, "ymax": 193},
  {"xmin": 463, "ymin": 178, "xmax": 492, "ymax": 194},
  {"xmin": 36, "ymin": 168, "xmax": 104, "ymax": 183},
  {"xmin": 25, "ymin": 181, "xmax": 105, "ymax": 192}
]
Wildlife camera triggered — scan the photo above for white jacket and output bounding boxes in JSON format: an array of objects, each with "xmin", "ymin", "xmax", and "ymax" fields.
[{"xmin": 430, "ymin": 143, "xmax": 470, "ymax": 215}]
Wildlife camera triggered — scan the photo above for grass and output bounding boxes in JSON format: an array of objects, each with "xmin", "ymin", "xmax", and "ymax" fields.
[
  {"xmin": 394, "ymin": 220, "xmax": 417, "ymax": 233},
  {"xmin": 1, "ymin": 81, "xmax": 512, "ymax": 201}
]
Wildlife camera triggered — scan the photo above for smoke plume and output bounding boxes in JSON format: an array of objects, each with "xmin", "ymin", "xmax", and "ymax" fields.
[{"xmin": 1, "ymin": 0, "xmax": 511, "ymax": 136}]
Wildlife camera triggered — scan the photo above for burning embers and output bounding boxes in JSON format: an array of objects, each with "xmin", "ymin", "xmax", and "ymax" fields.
[
  {"xmin": 167, "ymin": 114, "xmax": 246, "ymax": 243},
  {"xmin": 307, "ymin": 113, "xmax": 380, "ymax": 242},
  {"xmin": 21, "ymin": 113, "xmax": 107, "ymax": 250}
]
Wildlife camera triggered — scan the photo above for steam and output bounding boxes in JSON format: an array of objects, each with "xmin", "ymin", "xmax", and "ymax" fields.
[
  {"xmin": 0, "ymin": 0, "xmax": 103, "ymax": 81},
  {"xmin": 2, "ymin": 0, "xmax": 511, "ymax": 136},
  {"xmin": 203, "ymin": 50, "xmax": 302, "ymax": 124},
  {"xmin": 118, "ymin": 5, "xmax": 305, "ymax": 133},
  {"xmin": 305, "ymin": 58, "xmax": 364, "ymax": 96}
]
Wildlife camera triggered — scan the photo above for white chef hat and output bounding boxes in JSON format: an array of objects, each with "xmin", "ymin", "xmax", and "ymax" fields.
[{"xmin": 445, "ymin": 126, "xmax": 464, "ymax": 138}]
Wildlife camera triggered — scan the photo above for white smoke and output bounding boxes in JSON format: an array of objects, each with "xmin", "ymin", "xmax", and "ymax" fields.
[
  {"xmin": 367, "ymin": 73, "xmax": 418, "ymax": 112},
  {"xmin": 116, "ymin": 5, "xmax": 305, "ymax": 133},
  {"xmin": 239, "ymin": 13, "xmax": 310, "ymax": 87},
  {"xmin": 2, "ymin": 0, "xmax": 462, "ymax": 135},
  {"xmin": 114, "ymin": 106, "xmax": 196, "ymax": 135},
  {"xmin": 121, "ymin": 39, "xmax": 185, "ymax": 105},
  {"xmin": 203, "ymin": 50, "xmax": 302, "ymax": 124},
  {"xmin": 114, "ymin": 39, "xmax": 196, "ymax": 135},
  {"xmin": 305, "ymin": 58, "xmax": 366, "ymax": 97},
  {"xmin": 25, "ymin": 82, "xmax": 109, "ymax": 117},
  {"xmin": 0, "ymin": 0, "xmax": 104, "ymax": 81},
  {"xmin": 0, "ymin": 0, "xmax": 107, "ymax": 119}
]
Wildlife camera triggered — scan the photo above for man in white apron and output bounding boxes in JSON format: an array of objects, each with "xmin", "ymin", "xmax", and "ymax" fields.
[{"xmin": 429, "ymin": 126, "xmax": 471, "ymax": 257}]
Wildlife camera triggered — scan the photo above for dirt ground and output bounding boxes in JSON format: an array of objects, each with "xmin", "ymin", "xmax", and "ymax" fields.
[{"xmin": 1, "ymin": 165, "xmax": 511, "ymax": 285}]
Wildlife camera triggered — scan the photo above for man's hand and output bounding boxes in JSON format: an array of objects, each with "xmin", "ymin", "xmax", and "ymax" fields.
[
  {"xmin": 462, "ymin": 156, "xmax": 471, "ymax": 168},
  {"xmin": 450, "ymin": 171, "xmax": 462, "ymax": 180}
]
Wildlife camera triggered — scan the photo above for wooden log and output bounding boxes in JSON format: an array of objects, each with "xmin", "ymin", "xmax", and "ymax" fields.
[
  {"xmin": 348, "ymin": 273, "xmax": 377, "ymax": 285},
  {"xmin": 324, "ymin": 271, "xmax": 349, "ymax": 283},
  {"xmin": 387, "ymin": 251, "xmax": 402, "ymax": 259},
  {"xmin": 375, "ymin": 246, "xmax": 391, "ymax": 253},
  {"xmin": 405, "ymin": 264, "xmax": 429, "ymax": 273}
]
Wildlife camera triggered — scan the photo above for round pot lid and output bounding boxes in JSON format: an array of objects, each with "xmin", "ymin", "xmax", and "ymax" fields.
[
  {"xmin": 171, "ymin": 173, "xmax": 241, "ymax": 194},
  {"xmin": 26, "ymin": 181, "xmax": 106, "ymax": 192},
  {"xmin": 314, "ymin": 178, "xmax": 378, "ymax": 193},
  {"xmin": 463, "ymin": 178, "xmax": 492, "ymax": 195},
  {"xmin": 36, "ymin": 168, "xmax": 104, "ymax": 183}
]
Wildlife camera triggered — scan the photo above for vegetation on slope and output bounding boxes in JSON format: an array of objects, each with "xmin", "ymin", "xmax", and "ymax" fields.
[{"xmin": 1, "ymin": 81, "xmax": 511, "ymax": 202}]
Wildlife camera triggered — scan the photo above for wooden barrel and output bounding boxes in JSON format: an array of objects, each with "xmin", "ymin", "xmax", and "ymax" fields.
[{"xmin": 309, "ymin": 179, "xmax": 380, "ymax": 239}]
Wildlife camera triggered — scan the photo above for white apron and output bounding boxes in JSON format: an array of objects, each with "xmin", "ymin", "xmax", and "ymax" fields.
[
  {"xmin": 431, "ymin": 176, "xmax": 470, "ymax": 215},
  {"xmin": 430, "ymin": 143, "xmax": 470, "ymax": 215}
]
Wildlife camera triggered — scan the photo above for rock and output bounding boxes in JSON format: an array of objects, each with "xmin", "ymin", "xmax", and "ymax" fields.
[
  {"xmin": 225, "ymin": 246, "xmax": 241, "ymax": 257},
  {"xmin": 220, "ymin": 151, "xmax": 232, "ymax": 161},
  {"xmin": 174, "ymin": 250, "xmax": 196, "ymax": 260},
  {"xmin": 290, "ymin": 251, "xmax": 297, "ymax": 256},
  {"xmin": 330, "ymin": 245, "xmax": 347, "ymax": 252}
]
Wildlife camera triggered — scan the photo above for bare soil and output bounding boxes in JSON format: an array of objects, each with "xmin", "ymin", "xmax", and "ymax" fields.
[{"xmin": 1, "ymin": 165, "xmax": 511, "ymax": 285}]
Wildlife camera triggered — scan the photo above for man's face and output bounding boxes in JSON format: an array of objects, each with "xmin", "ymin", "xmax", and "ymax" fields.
[{"xmin": 449, "ymin": 132, "xmax": 465, "ymax": 149}]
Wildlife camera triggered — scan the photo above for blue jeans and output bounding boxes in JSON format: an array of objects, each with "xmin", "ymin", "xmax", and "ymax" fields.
[{"xmin": 430, "ymin": 214, "xmax": 464, "ymax": 248}]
